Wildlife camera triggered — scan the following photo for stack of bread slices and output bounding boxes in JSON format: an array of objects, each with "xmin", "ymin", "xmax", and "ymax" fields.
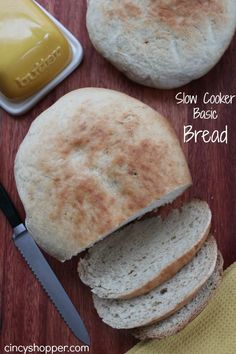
[{"xmin": 78, "ymin": 200, "xmax": 223, "ymax": 339}]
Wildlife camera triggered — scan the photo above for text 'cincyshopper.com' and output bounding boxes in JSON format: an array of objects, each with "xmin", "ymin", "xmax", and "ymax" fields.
[{"xmin": 4, "ymin": 344, "xmax": 90, "ymax": 353}]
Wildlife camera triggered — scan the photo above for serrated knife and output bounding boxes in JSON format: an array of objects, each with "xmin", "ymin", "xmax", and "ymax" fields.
[{"xmin": 0, "ymin": 182, "xmax": 90, "ymax": 345}]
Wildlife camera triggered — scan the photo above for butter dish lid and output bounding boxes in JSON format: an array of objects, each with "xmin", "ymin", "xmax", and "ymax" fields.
[{"xmin": 0, "ymin": 0, "xmax": 83, "ymax": 116}]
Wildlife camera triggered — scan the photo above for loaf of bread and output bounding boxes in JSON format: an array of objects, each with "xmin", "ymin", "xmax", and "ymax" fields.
[
  {"xmin": 14, "ymin": 88, "xmax": 191, "ymax": 261},
  {"xmin": 79, "ymin": 200, "xmax": 211, "ymax": 299},
  {"xmin": 93, "ymin": 236, "xmax": 218, "ymax": 329},
  {"xmin": 87, "ymin": 0, "xmax": 236, "ymax": 88},
  {"xmin": 132, "ymin": 252, "xmax": 223, "ymax": 339}
]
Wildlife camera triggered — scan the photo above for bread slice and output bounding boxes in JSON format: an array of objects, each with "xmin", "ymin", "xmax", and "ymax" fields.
[
  {"xmin": 93, "ymin": 236, "xmax": 217, "ymax": 329},
  {"xmin": 78, "ymin": 200, "xmax": 211, "ymax": 299},
  {"xmin": 132, "ymin": 252, "xmax": 223, "ymax": 340}
]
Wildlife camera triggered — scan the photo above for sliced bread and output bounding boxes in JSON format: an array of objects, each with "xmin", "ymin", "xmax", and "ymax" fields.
[
  {"xmin": 79, "ymin": 200, "xmax": 211, "ymax": 299},
  {"xmin": 132, "ymin": 252, "xmax": 223, "ymax": 340},
  {"xmin": 93, "ymin": 236, "xmax": 218, "ymax": 329}
]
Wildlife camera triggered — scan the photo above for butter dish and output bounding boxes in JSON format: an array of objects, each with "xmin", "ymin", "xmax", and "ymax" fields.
[{"xmin": 0, "ymin": 0, "xmax": 83, "ymax": 116}]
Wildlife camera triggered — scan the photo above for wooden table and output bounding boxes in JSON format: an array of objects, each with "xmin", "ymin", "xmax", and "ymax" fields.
[{"xmin": 0, "ymin": 1, "xmax": 235, "ymax": 353}]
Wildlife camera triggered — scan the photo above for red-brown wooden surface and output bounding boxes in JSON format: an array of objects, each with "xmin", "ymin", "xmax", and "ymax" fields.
[{"xmin": 0, "ymin": 1, "xmax": 235, "ymax": 353}]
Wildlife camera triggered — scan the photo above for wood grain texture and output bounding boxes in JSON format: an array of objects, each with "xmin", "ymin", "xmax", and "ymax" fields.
[{"xmin": 0, "ymin": 1, "xmax": 235, "ymax": 353}]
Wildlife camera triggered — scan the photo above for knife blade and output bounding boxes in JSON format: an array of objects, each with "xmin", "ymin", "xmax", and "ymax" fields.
[{"xmin": 0, "ymin": 183, "xmax": 90, "ymax": 345}]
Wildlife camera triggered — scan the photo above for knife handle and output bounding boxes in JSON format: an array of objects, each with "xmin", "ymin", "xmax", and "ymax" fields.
[{"xmin": 0, "ymin": 183, "xmax": 22, "ymax": 228}]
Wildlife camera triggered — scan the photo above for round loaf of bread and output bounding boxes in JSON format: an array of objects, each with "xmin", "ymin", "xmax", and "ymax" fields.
[
  {"xmin": 86, "ymin": 0, "xmax": 236, "ymax": 88},
  {"xmin": 14, "ymin": 88, "xmax": 191, "ymax": 261}
]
